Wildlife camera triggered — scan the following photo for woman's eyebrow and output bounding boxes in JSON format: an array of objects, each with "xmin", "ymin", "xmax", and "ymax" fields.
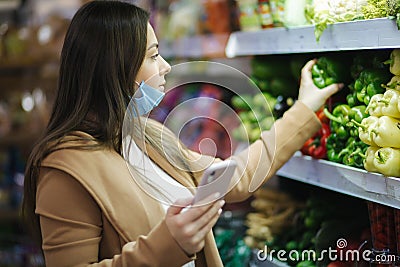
[{"xmin": 147, "ymin": 43, "xmax": 158, "ymax": 50}]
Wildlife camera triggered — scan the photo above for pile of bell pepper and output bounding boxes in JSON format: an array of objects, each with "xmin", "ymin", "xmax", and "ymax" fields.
[
  {"xmin": 302, "ymin": 56, "xmax": 351, "ymax": 160},
  {"xmin": 316, "ymin": 51, "xmax": 397, "ymax": 170},
  {"xmin": 347, "ymin": 50, "xmax": 392, "ymax": 107},
  {"xmin": 347, "ymin": 68, "xmax": 391, "ymax": 106},
  {"xmin": 317, "ymin": 54, "xmax": 374, "ymax": 168},
  {"xmin": 354, "ymin": 49, "xmax": 400, "ymax": 177},
  {"xmin": 300, "ymin": 50, "xmax": 400, "ymax": 175},
  {"xmin": 323, "ymin": 104, "xmax": 369, "ymax": 168},
  {"xmin": 301, "ymin": 109, "xmax": 330, "ymax": 159},
  {"xmin": 352, "ymin": 115, "xmax": 400, "ymax": 175}
]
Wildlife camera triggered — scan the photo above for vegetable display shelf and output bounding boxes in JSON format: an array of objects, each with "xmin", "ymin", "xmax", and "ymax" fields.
[
  {"xmin": 277, "ymin": 152, "xmax": 400, "ymax": 209},
  {"xmin": 225, "ymin": 18, "xmax": 400, "ymax": 57}
]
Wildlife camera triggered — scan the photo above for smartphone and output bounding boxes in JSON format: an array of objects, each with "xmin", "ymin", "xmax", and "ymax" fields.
[{"xmin": 192, "ymin": 159, "xmax": 237, "ymax": 205}]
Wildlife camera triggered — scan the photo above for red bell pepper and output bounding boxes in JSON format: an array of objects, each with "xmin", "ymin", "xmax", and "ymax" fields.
[{"xmin": 301, "ymin": 109, "xmax": 331, "ymax": 159}]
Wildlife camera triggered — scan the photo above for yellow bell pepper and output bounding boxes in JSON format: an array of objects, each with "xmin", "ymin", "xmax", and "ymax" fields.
[
  {"xmin": 371, "ymin": 116, "xmax": 400, "ymax": 148},
  {"xmin": 353, "ymin": 116, "xmax": 379, "ymax": 146},
  {"xmin": 398, "ymin": 96, "xmax": 400, "ymax": 116},
  {"xmin": 366, "ymin": 93, "xmax": 384, "ymax": 117},
  {"xmin": 373, "ymin": 147, "xmax": 400, "ymax": 177},
  {"xmin": 385, "ymin": 49, "xmax": 400, "ymax": 76},
  {"xmin": 379, "ymin": 89, "xmax": 400, "ymax": 118},
  {"xmin": 364, "ymin": 146, "xmax": 380, "ymax": 173},
  {"xmin": 384, "ymin": 75, "xmax": 400, "ymax": 91}
]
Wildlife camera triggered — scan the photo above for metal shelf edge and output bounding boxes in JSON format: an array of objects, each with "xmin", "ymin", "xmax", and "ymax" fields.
[
  {"xmin": 226, "ymin": 18, "xmax": 400, "ymax": 57},
  {"xmin": 277, "ymin": 153, "xmax": 400, "ymax": 209}
]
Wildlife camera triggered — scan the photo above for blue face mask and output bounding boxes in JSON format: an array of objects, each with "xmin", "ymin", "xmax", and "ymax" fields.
[{"xmin": 132, "ymin": 81, "xmax": 165, "ymax": 116}]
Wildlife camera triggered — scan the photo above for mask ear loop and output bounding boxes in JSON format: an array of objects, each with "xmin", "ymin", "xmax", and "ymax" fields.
[
  {"xmin": 134, "ymin": 81, "xmax": 142, "ymax": 92},
  {"xmin": 133, "ymin": 81, "xmax": 143, "ymax": 96}
]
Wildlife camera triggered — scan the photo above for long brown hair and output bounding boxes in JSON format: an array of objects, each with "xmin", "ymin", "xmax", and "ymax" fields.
[{"xmin": 22, "ymin": 0, "xmax": 151, "ymax": 241}]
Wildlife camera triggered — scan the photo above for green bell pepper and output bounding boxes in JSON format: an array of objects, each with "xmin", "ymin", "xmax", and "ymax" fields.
[
  {"xmin": 359, "ymin": 69, "xmax": 391, "ymax": 85},
  {"xmin": 338, "ymin": 137, "xmax": 367, "ymax": 168},
  {"xmin": 354, "ymin": 141, "xmax": 369, "ymax": 168},
  {"xmin": 356, "ymin": 89, "xmax": 367, "ymax": 104},
  {"xmin": 366, "ymin": 81, "xmax": 385, "ymax": 97},
  {"xmin": 312, "ymin": 57, "xmax": 350, "ymax": 89},
  {"xmin": 323, "ymin": 105, "xmax": 351, "ymax": 124},
  {"xmin": 326, "ymin": 133, "xmax": 346, "ymax": 163},
  {"xmin": 351, "ymin": 51, "xmax": 391, "ymax": 79},
  {"xmin": 312, "ymin": 64, "xmax": 327, "ymax": 89},
  {"xmin": 323, "ymin": 105, "xmax": 351, "ymax": 140},
  {"xmin": 346, "ymin": 105, "xmax": 369, "ymax": 136},
  {"xmin": 353, "ymin": 69, "xmax": 391, "ymax": 105},
  {"xmin": 354, "ymin": 79, "xmax": 364, "ymax": 91},
  {"xmin": 348, "ymin": 105, "xmax": 368, "ymax": 123},
  {"xmin": 346, "ymin": 93, "xmax": 357, "ymax": 107}
]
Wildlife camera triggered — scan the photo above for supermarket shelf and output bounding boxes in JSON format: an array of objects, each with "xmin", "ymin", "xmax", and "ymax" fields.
[
  {"xmin": 226, "ymin": 18, "xmax": 400, "ymax": 57},
  {"xmin": 159, "ymin": 33, "xmax": 230, "ymax": 59},
  {"xmin": 277, "ymin": 152, "xmax": 400, "ymax": 209}
]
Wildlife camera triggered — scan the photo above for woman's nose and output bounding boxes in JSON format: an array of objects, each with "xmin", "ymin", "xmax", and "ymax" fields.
[{"xmin": 160, "ymin": 56, "xmax": 171, "ymax": 75}]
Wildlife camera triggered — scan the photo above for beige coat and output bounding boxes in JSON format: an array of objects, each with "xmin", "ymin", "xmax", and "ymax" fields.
[{"xmin": 36, "ymin": 101, "xmax": 320, "ymax": 266}]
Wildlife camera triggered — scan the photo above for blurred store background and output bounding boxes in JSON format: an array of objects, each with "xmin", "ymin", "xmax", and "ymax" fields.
[
  {"xmin": 0, "ymin": 0, "xmax": 400, "ymax": 266},
  {"xmin": 0, "ymin": 1, "xmax": 250, "ymax": 265}
]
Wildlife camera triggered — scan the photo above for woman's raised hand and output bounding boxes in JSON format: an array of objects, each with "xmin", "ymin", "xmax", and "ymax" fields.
[{"xmin": 298, "ymin": 59, "xmax": 344, "ymax": 112}]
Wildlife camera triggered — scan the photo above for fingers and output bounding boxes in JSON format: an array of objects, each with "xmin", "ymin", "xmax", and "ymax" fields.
[
  {"xmin": 180, "ymin": 196, "xmax": 224, "ymax": 223},
  {"xmin": 301, "ymin": 59, "xmax": 317, "ymax": 77},
  {"xmin": 180, "ymin": 201, "xmax": 223, "ymax": 251},
  {"xmin": 166, "ymin": 197, "xmax": 194, "ymax": 216},
  {"xmin": 194, "ymin": 200, "xmax": 224, "ymax": 231},
  {"xmin": 194, "ymin": 208, "xmax": 222, "ymax": 241},
  {"xmin": 298, "ymin": 59, "xmax": 345, "ymax": 112},
  {"xmin": 165, "ymin": 197, "xmax": 224, "ymax": 255},
  {"xmin": 323, "ymin": 83, "xmax": 342, "ymax": 95},
  {"xmin": 319, "ymin": 83, "xmax": 344, "ymax": 100}
]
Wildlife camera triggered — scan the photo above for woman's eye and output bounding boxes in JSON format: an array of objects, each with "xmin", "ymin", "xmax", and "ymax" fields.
[{"xmin": 151, "ymin": 54, "xmax": 159, "ymax": 60}]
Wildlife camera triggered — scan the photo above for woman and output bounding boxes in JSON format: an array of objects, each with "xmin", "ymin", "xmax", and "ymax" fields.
[{"xmin": 22, "ymin": 1, "xmax": 341, "ymax": 266}]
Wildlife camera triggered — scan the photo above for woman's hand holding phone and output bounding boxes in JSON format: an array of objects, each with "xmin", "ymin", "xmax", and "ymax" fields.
[
  {"xmin": 165, "ymin": 194, "xmax": 225, "ymax": 256},
  {"xmin": 165, "ymin": 160, "xmax": 236, "ymax": 255}
]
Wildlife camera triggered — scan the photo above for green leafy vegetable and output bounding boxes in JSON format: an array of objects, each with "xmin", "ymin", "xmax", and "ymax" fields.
[{"xmin": 305, "ymin": 0, "xmax": 367, "ymax": 42}]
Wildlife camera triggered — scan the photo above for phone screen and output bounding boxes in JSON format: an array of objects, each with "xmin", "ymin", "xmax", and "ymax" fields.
[{"xmin": 193, "ymin": 159, "xmax": 237, "ymax": 204}]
